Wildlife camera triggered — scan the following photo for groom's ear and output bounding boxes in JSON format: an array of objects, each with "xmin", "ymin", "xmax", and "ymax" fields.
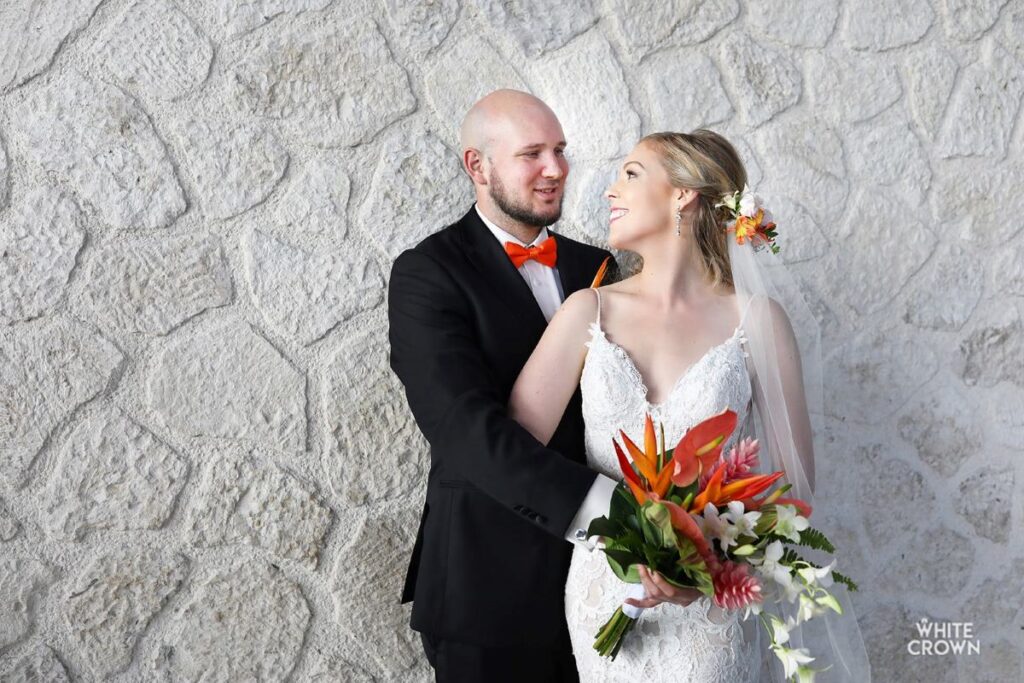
[{"xmin": 462, "ymin": 148, "xmax": 488, "ymax": 186}]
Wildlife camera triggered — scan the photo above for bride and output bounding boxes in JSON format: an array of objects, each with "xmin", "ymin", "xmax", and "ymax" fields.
[{"xmin": 507, "ymin": 130, "xmax": 869, "ymax": 681}]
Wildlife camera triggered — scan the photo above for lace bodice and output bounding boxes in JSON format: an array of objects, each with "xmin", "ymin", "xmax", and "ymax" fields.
[{"xmin": 565, "ymin": 288, "xmax": 765, "ymax": 682}]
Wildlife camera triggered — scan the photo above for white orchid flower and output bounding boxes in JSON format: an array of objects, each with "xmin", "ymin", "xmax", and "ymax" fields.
[
  {"xmin": 774, "ymin": 504, "xmax": 810, "ymax": 543},
  {"xmin": 699, "ymin": 502, "xmax": 741, "ymax": 549},
  {"xmin": 797, "ymin": 593, "xmax": 827, "ymax": 623},
  {"xmin": 772, "ymin": 644, "xmax": 816, "ymax": 680},
  {"xmin": 723, "ymin": 500, "xmax": 762, "ymax": 538},
  {"xmin": 797, "ymin": 559, "xmax": 836, "ymax": 589}
]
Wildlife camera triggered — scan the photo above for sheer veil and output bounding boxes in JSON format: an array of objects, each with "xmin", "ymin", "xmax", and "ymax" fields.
[{"xmin": 729, "ymin": 234, "xmax": 872, "ymax": 682}]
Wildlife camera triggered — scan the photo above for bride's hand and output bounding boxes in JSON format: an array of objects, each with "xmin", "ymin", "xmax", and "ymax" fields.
[{"xmin": 623, "ymin": 565, "xmax": 703, "ymax": 609}]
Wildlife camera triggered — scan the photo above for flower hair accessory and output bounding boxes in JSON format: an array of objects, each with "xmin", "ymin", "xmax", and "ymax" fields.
[{"xmin": 715, "ymin": 185, "xmax": 780, "ymax": 255}]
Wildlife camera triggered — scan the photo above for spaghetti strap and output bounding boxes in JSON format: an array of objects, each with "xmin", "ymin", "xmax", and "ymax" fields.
[{"xmin": 593, "ymin": 288, "xmax": 602, "ymax": 329}]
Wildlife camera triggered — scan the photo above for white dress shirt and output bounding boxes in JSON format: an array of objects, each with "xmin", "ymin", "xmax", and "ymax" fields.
[{"xmin": 476, "ymin": 204, "xmax": 619, "ymax": 546}]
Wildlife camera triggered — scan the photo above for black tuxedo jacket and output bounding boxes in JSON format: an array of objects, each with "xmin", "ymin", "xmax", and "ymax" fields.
[{"xmin": 387, "ymin": 204, "xmax": 617, "ymax": 649}]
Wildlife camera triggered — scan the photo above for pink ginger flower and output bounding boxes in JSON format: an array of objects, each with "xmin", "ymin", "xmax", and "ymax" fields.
[
  {"xmin": 712, "ymin": 560, "xmax": 763, "ymax": 610},
  {"xmin": 700, "ymin": 437, "xmax": 760, "ymax": 489}
]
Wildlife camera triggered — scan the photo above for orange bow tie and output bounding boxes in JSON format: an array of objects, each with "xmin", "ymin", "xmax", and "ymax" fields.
[{"xmin": 504, "ymin": 237, "xmax": 558, "ymax": 269}]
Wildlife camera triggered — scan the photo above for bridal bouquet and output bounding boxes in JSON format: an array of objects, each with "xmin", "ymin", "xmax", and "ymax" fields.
[{"xmin": 586, "ymin": 408, "xmax": 858, "ymax": 681}]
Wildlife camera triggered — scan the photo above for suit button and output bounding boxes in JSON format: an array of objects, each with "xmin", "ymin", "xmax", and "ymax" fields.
[{"xmin": 536, "ymin": 515, "xmax": 547, "ymax": 524}]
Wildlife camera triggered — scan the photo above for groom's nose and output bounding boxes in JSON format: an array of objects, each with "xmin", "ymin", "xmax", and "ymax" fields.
[{"xmin": 541, "ymin": 156, "xmax": 565, "ymax": 179}]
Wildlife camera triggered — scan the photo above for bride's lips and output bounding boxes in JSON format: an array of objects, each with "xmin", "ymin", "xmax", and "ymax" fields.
[{"xmin": 610, "ymin": 207, "xmax": 628, "ymax": 223}]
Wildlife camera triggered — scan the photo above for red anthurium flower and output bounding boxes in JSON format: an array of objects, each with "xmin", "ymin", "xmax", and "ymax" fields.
[{"xmin": 671, "ymin": 409, "xmax": 738, "ymax": 488}]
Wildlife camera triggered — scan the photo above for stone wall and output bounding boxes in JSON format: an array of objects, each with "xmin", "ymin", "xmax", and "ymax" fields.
[{"xmin": 1, "ymin": 0, "xmax": 1021, "ymax": 680}]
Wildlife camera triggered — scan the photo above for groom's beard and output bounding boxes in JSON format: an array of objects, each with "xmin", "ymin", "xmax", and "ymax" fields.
[{"xmin": 488, "ymin": 171, "xmax": 562, "ymax": 228}]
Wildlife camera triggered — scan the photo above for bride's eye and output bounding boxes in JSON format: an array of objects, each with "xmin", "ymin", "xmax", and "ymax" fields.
[{"xmin": 626, "ymin": 170, "xmax": 636, "ymax": 179}]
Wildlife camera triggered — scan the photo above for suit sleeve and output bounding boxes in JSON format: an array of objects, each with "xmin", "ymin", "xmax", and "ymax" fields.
[{"xmin": 387, "ymin": 248, "xmax": 601, "ymax": 538}]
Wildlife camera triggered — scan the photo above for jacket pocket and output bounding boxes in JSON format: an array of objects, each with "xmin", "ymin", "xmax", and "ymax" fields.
[{"xmin": 438, "ymin": 479, "xmax": 473, "ymax": 489}]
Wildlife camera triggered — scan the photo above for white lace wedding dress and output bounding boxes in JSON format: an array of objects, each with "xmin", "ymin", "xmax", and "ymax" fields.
[{"xmin": 566, "ymin": 288, "xmax": 766, "ymax": 682}]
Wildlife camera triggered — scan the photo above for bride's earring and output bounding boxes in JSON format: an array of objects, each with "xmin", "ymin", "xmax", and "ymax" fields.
[{"xmin": 675, "ymin": 210, "xmax": 682, "ymax": 236}]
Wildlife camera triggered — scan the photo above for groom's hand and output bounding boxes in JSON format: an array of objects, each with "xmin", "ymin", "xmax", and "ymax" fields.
[{"xmin": 623, "ymin": 565, "xmax": 703, "ymax": 609}]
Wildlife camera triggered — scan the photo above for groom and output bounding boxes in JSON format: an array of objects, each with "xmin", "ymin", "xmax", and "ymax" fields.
[
  {"xmin": 389, "ymin": 90, "xmax": 675, "ymax": 682},
  {"xmin": 388, "ymin": 90, "xmax": 615, "ymax": 681}
]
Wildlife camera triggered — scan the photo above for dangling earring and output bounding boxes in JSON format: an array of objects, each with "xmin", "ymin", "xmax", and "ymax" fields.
[{"xmin": 675, "ymin": 210, "xmax": 682, "ymax": 236}]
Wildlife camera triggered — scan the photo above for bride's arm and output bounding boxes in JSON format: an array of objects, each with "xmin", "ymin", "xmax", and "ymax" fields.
[
  {"xmin": 508, "ymin": 288, "xmax": 598, "ymax": 446},
  {"xmin": 746, "ymin": 298, "xmax": 816, "ymax": 496}
]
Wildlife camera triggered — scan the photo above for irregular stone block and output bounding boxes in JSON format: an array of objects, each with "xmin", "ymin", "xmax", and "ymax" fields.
[
  {"xmin": 63, "ymin": 550, "xmax": 188, "ymax": 677},
  {"xmin": 188, "ymin": 454, "xmax": 333, "ymax": 569},
  {"xmin": 97, "ymin": 0, "xmax": 213, "ymax": 101},
  {"xmin": 904, "ymin": 45, "xmax": 959, "ymax": 141},
  {"xmin": 12, "ymin": 70, "xmax": 186, "ymax": 230},
  {"xmin": 820, "ymin": 188, "xmax": 934, "ymax": 316},
  {"xmin": 962, "ymin": 557, "xmax": 1024, "ymax": 632},
  {"xmin": 2, "ymin": 643, "xmax": 71, "ymax": 682},
  {"xmin": 825, "ymin": 323, "xmax": 938, "ymax": 424},
  {"xmin": 244, "ymin": 228, "xmax": 383, "ymax": 345},
  {"xmin": 82, "ymin": 233, "xmax": 232, "ymax": 337},
  {"xmin": 0, "ymin": 184, "xmax": 86, "ymax": 324},
  {"xmin": 356, "ymin": 131, "xmax": 471, "ymax": 258},
  {"xmin": 145, "ymin": 316, "xmax": 306, "ymax": 451},
  {"xmin": 903, "ymin": 243, "xmax": 983, "ymax": 332},
  {"xmin": 172, "ymin": 118, "xmax": 288, "ymax": 220},
  {"xmin": 847, "ymin": 115, "xmax": 931, "ymax": 206},
  {"xmin": 939, "ymin": 0, "xmax": 1009, "ymax": 41},
  {"xmin": 746, "ymin": 0, "xmax": 839, "ymax": 48},
  {"xmin": 477, "ymin": 0, "xmax": 598, "ymax": 57},
  {"xmin": 383, "ymin": 0, "xmax": 459, "ymax": 56},
  {"xmin": 931, "ymin": 162, "xmax": 1024, "ymax": 246},
  {"xmin": 842, "ymin": 0, "xmax": 934, "ymax": 51},
  {"xmin": 806, "ymin": 51, "xmax": 902, "ymax": 123},
  {"xmin": 332, "ymin": 506, "xmax": 421, "ymax": 673},
  {"xmin": 423, "ymin": 33, "xmax": 527, "ymax": 150},
  {"xmin": 323, "ymin": 320, "xmax": 427, "ymax": 507},
  {"xmin": 272, "ymin": 156, "xmax": 350, "ymax": 242},
  {"xmin": 152, "ymin": 559, "xmax": 311, "ymax": 681},
  {"xmin": 754, "ymin": 118, "xmax": 848, "ymax": 225},
  {"xmin": 718, "ymin": 31, "xmax": 801, "ymax": 126},
  {"xmin": 644, "ymin": 51, "xmax": 732, "ymax": 130},
  {"xmin": 528, "ymin": 31, "xmax": 641, "ymax": 161},
  {"xmin": 0, "ymin": 131, "xmax": 8, "ymax": 209},
  {"xmin": 889, "ymin": 525, "xmax": 974, "ymax": 598},
  {"xmin": 605, "ymin": 0, "xmax": 737, "ymax": 62},
  {"xmin": 0, "ymin": 559, "xmax": 56, "ymax": 649},
  {"xmin": 0, "ymin": 320, "xmax": 124, "ymax": 487},
  {"xmin": 957, "ymin": 465, "xmax": 1014, "ymax": 543},
  {"xmin": 897, "ymin": 383, "xmax": 980, "ymax": 477},
  {"xmin": 0, "ymin": 496, "xmax": 21, "ymax": 541},
  {"xmin": 958, "ymin": 304, "xmax": 1024, "ymax": 388},
  {"xmin": 42, "ymin": 409, "xmax": 189, "ymax": 541},
  {"xmin": 214, "ymin": 0, "xmax": 334, "ymax": 38},
  {"xmin": 228, "ymin": 16, "xmax": 416, "ymax": 148},
  {"xmin": 0, "ymin": 0, "xmax": 103, "ymax": 92},
  {"xmin": 937, "ymin": 42, "xmax": 1023, "ymax": 160}
]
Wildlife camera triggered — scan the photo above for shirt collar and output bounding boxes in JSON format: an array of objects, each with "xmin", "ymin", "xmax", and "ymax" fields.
[{"xmin": 475, "ymin": 203, "xmax": 549, "ymax": 248}]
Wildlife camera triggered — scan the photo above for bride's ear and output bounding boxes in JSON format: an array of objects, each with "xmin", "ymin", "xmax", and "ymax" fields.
[{"xmin": 675, "ymin": 187, "xmax": 699, "ymax": 212}]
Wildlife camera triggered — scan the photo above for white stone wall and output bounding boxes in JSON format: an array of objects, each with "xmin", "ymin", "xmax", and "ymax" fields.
[{"xmin": 0, "ymin": 0, "xmax": 1021, "ymax": 680}]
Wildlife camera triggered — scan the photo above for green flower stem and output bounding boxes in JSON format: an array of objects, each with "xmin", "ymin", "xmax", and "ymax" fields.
[{"xmin": 592, "ymin": 607, "xmax": 637, "ymax": 660}]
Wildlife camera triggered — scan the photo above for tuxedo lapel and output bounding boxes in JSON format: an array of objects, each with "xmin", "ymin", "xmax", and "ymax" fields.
[
  {"xmin": 457, "ymin": 205, "xmax": 549, "ymax": 334},
  {"xmin": 550, "ymin": 230, "xmax": 588, "ymax": 298}
]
